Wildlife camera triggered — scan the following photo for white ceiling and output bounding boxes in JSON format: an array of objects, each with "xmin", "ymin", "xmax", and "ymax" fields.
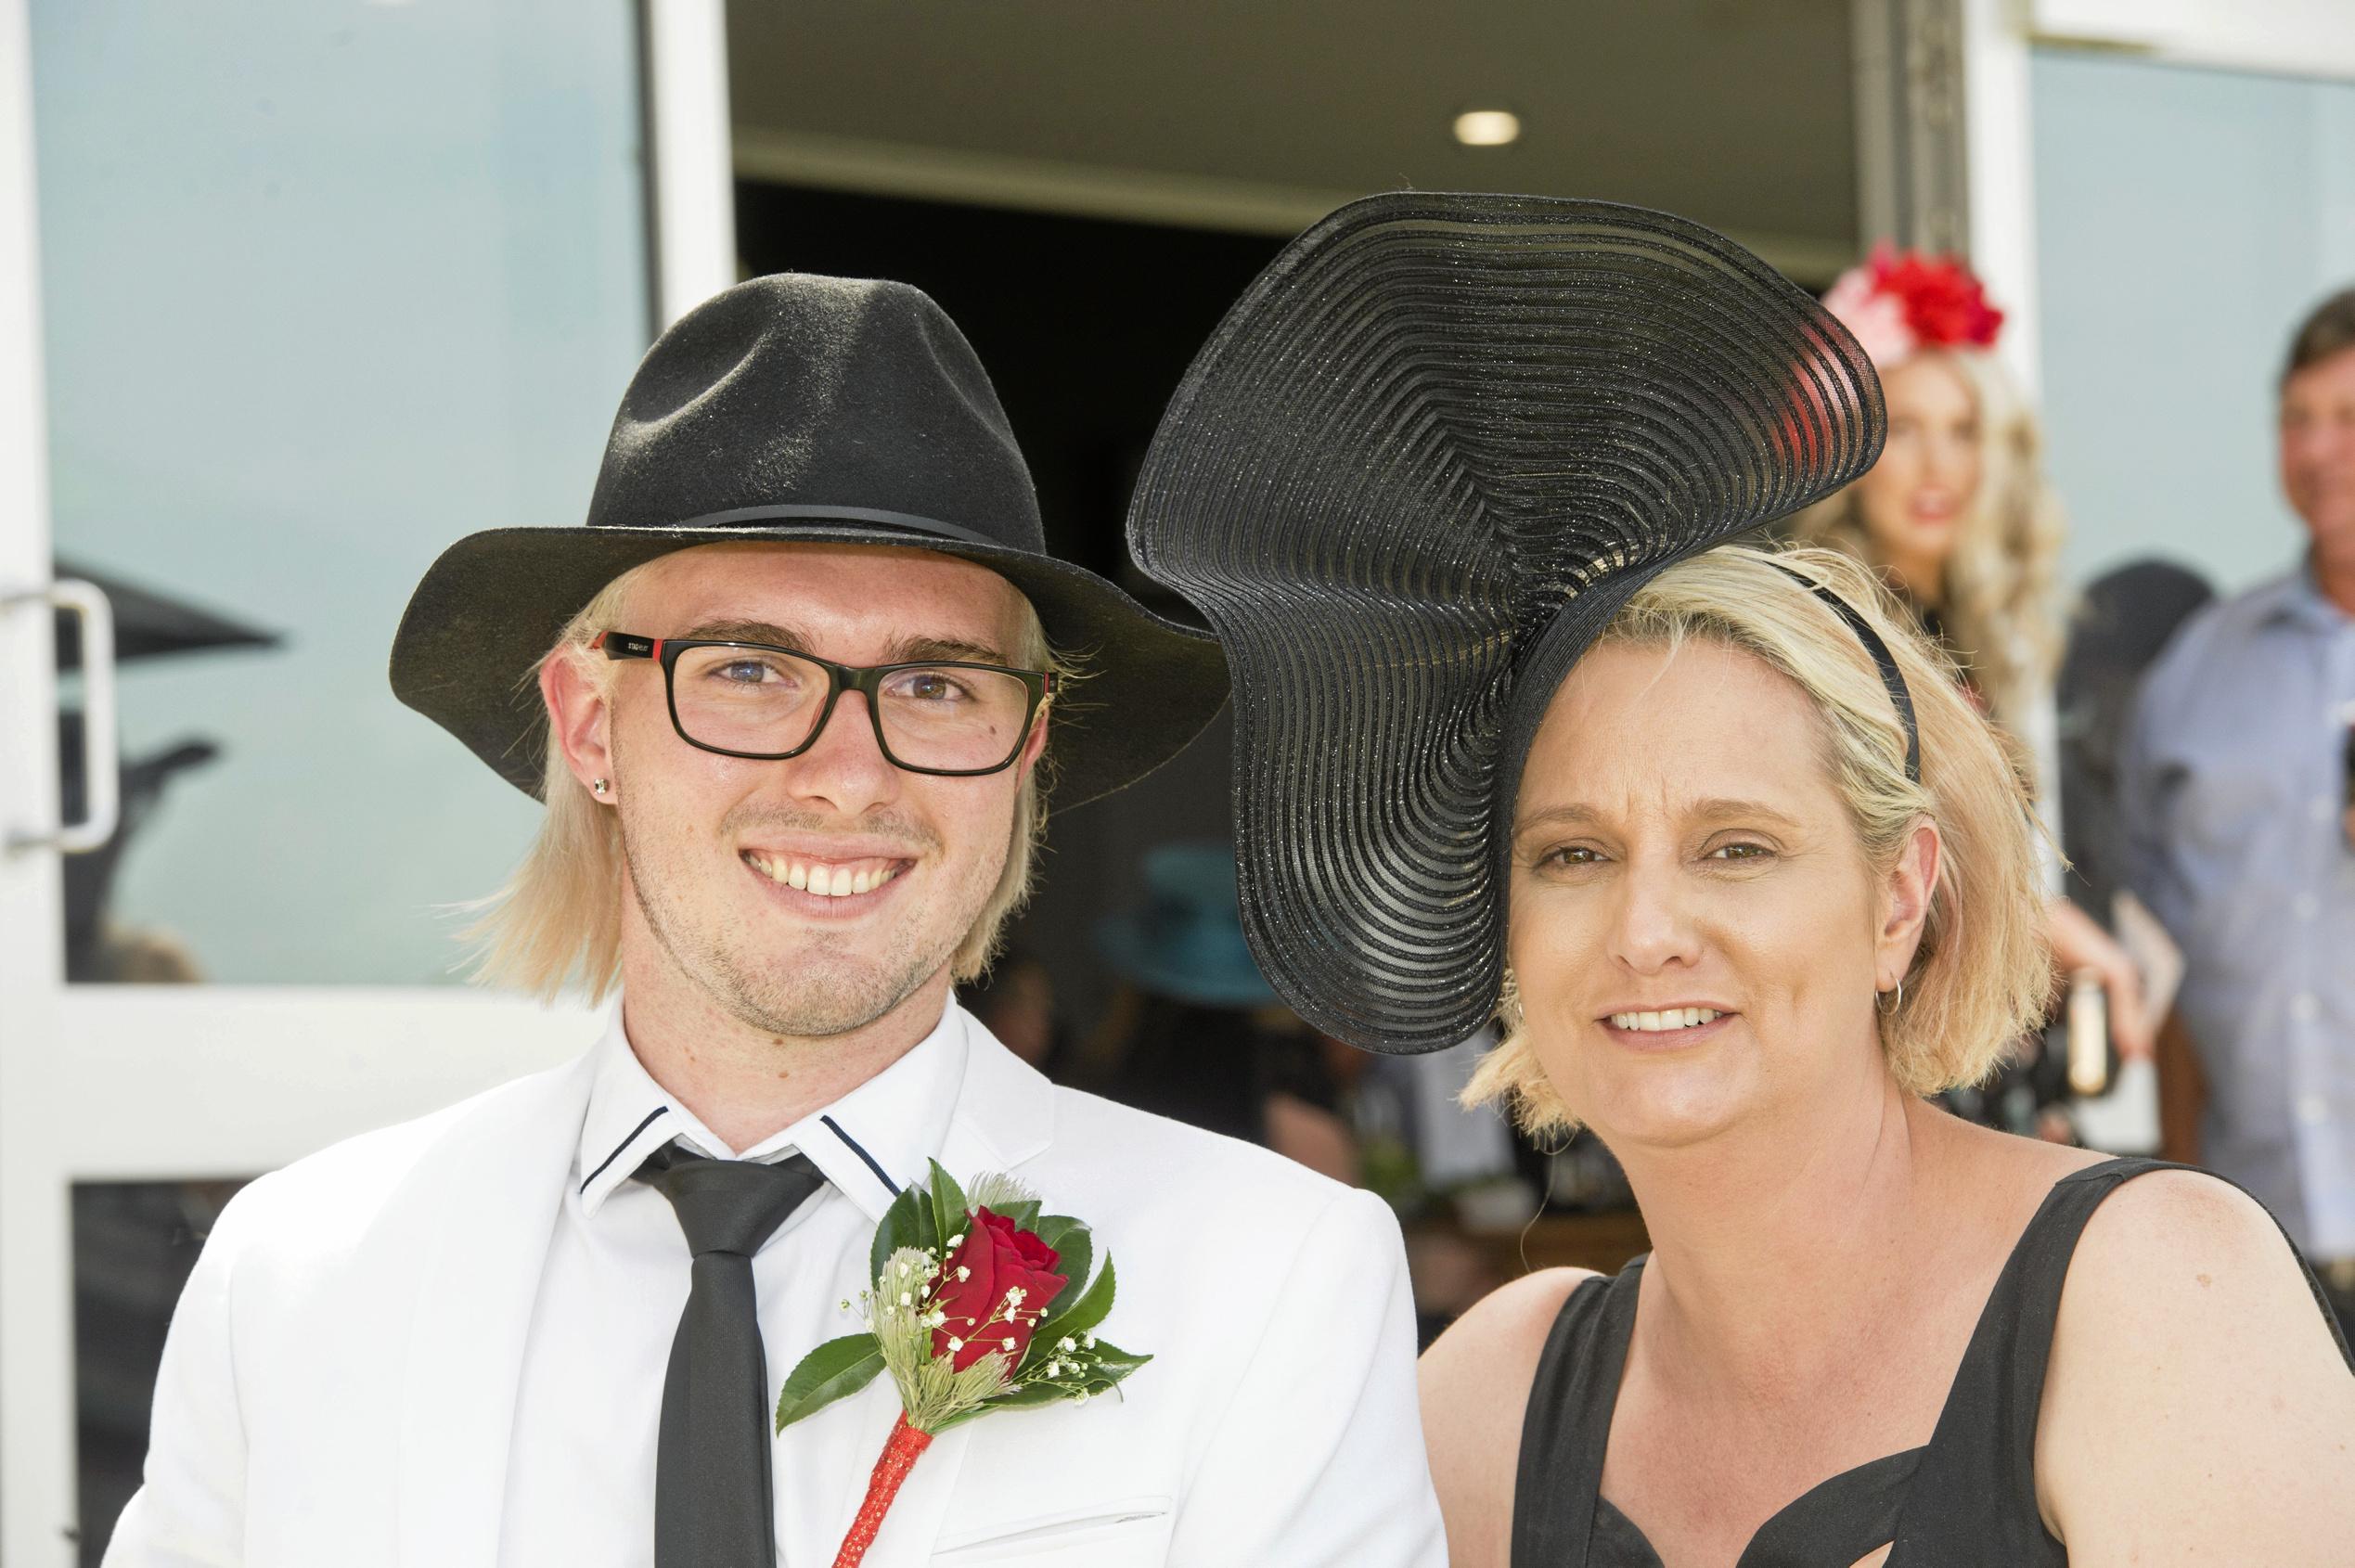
[{"xmin": 725, "ymin": 0, "xmax": 1862, "ymax": 279}]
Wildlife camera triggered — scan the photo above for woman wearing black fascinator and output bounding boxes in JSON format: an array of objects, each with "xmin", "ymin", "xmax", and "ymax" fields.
[{"xmin": 1128, "ymin": 195, "xmax": 2354, "ymax": 1566}]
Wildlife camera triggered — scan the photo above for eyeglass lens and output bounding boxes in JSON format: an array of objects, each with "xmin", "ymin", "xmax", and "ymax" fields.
[{"xmin": 671, "ymin": 645, "xmax": 1033, "ymax": 770}]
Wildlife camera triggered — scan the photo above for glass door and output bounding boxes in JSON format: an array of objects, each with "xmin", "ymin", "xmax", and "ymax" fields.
[{"xmin": 0, "ymin": 3, "xmax": 731, "ymax": 1559}]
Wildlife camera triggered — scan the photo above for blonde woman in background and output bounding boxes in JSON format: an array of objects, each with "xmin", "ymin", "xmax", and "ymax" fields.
[{"xmin": 1792, "ymin": 249, "xmax": 2153, "ymax": 1083}]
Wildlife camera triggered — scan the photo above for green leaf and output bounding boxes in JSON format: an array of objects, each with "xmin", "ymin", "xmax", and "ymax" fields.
[
  {"xmin": 991, "ymin": 1198, "xmax": 1042, "ymax": 1233},
  {"xmin": 928, "ymin": 1161, "xmax": 970, "ymax": 1254},
  {"xmin": 1030, "ymin": 1217, "xmax": 1091, "ymax": 1320},
  {"xmin": 869, "ymin": 1182, "xmax": 937, "ymax": 1285},
  {"xmin": 1081, "ymin": 1338, "xmax": 1152, "ymax": 1388},
  {"xmin": 1034, "ymin": 1255, "xmax": 1117, "ymax": 1351},
  {"xmin": 1031, "ymin": 1213, "xmax": 1087, "ymax": 1252},
  {"xmin": 985, "ymin": 1335, "xmax": 1152, "ymax": 1414},
  {"xmin": 773, "ymin": 1333, "xmax": 884, "ymax": 1433},
  {"xmin": 1078, "ymin": 1337, "xmax": 1153, "ymax": 1394},
  {"xmin": 983, "ymin": 1379, "xmax": 1069, "ymax": 1411}
]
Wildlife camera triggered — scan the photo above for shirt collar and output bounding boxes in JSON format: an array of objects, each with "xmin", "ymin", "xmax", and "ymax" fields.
[
  {"xmin": 2258, "ymin": 558, "xmax": 2354, "ymax": 633},
  {"xmin": 573, "ymin": 995, "xmax": 972, "ymax": 1223}
]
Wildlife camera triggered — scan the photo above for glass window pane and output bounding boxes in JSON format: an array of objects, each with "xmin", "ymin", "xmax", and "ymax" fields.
[
  {"xmin": 75, "ymin": 1178, "xmax": 257, "ymax": 1566},
  {"xmin": 2032, "ymin": 50, "xmax": 2355, "ymax": 591},
  {"xmin": 31, "ymin": 0, "xmax": 650, "ymax": 983}
]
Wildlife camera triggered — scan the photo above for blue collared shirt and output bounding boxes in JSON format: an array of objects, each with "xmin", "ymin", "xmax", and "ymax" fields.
[{"xmin": 2119, "ymin": 563, "xmax": 2355, "ymax": 1256}]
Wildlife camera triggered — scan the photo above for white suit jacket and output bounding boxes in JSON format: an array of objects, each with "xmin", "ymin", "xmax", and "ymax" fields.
[{"xmin": 104, "ymin": 1014, "xmax": 1447, "ymax": 1567}]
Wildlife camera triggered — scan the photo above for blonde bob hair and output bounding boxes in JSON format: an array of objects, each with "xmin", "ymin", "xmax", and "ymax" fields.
[
  {"xmin": 1464, "ymin": 544, "xmax": 2051, "ymax": 1138},
  {"xmin": 1786, "ymin": 349, "xmax": 2065, "ymax": 726},
  {"xmin": 464, "ymin": 552, "xmax": 1069, "ymax": 1002}
]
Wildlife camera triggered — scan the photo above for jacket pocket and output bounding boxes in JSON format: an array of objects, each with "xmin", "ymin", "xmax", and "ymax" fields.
[{"xmin": 926, "ymin": 1496, "xmax": 1173, "ymax": 1565}]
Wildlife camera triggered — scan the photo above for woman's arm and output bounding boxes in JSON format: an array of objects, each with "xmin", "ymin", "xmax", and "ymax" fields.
[
  {"xmin": 2039, "ymin": 1170, "xmax": 2355, "ymax": 1564},
  {"xmin": 1416, "ymin": 1267, "xmax": 1593, "ymax": 1568},
  {"xmin": 2045, "ymin": 896, "xmax": 2155, "ymax": 1061}
]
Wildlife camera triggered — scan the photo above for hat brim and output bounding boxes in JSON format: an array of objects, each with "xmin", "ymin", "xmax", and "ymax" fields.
[
  {"xmin": 1093, "ymin": 918, "xmax": 1280, "ymax": 1009},
  {"xmin": 390, "ymin": 519, "xmax": 1228, "ymax": 809},
  {"xmin": 1128, "ymin": 194, "xmax": 1882, "ymax": 1053}
]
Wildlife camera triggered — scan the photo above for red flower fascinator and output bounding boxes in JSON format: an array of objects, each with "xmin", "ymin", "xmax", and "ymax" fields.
[{"xmin": 1821, "ymin": 243, "xmax": 2003, "ymax": 368}]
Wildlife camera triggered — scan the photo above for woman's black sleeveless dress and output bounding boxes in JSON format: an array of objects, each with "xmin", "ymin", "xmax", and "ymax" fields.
[{"xmin": 1510, "ymin": 1158, "xmax": 2355, "ymax": 1566}]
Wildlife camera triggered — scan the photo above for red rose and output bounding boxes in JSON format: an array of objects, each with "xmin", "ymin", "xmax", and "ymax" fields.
[{"xmin": 931, "ymin": 1207, "xmax": 1069, "ymax": 1371}]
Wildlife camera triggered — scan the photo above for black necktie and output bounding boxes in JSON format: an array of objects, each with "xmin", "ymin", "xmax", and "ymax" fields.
[{"xmin": 635, "ymin": 1142, "xmax": 828, "ymax": 1568}]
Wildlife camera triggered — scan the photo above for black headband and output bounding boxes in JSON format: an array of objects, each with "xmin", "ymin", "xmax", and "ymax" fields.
[{"xmin": 1774, "ymin": 564, "xmax": 1923, "ymax": 784}]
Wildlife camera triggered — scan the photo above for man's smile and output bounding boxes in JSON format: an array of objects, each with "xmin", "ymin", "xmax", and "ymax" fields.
[{"xmin": 740, "ymin": 848, "xmax": 913, "ymax": 904}]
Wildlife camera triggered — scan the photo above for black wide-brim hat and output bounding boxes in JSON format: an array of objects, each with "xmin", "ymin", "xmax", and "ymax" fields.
[
  {"xmin": 1127, "ymin": 194, "xmax": 1884, "ymax": 1054},
  {"xmin": 392, "ymin": 273, "xmax": 1226, "ymax": 809}
]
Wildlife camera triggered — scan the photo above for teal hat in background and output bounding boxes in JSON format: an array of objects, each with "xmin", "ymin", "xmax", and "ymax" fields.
[{"xmin": 1095, "ymin": 842, "xmax": 1279, "ymax": 1009}]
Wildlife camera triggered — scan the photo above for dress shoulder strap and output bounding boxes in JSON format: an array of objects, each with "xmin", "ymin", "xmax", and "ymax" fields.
[
  {"xmin": 1512, "ymin": 1261, "xmax": 1644, "ymax": 1568},
  {"xmin": 1895, "ymin": 1157, "xmax": 2354, "ymax": 1559}
]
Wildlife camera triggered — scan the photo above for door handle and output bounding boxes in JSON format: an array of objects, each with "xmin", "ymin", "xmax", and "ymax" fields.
[{"xmin": 6, "ymin": 577, "xmax": 120, "ymax": 854}]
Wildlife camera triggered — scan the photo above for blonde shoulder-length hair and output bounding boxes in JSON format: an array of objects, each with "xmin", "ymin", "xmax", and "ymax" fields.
[
  {"xmin": 1464, "ymin": 545, "xmax": 2051, "ymax": 1138},
  {"xmin": 1785, "ymin": 349, "xmax": 2065, "ymax": 726},
  {"xmin": 463, "ymin": 553, "xmax": 1070, "ymax": 1002}
]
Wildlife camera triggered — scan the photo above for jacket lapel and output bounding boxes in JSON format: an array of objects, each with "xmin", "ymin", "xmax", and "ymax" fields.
[
  {"xmin": 391, "ymin": 1049, "xmax": 598, "ymax": 1568},
  {"xmin": 809, "ymin": 1027, "xmax": 1056, "ymax": 1565}
]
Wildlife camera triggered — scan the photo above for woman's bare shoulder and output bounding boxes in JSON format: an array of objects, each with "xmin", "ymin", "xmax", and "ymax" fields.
[
  {"xmin": 2040, "ymin": 1167, "xmax": 2355, "ymax": 1559},
  {"xmin": 1422, "ymin": 1266, "xmax": 1595, "ymax": 1393},
  {"xmin": 2059, "ymin": 1164, "xmax": 2319, "ymax": 1308},
  {"xmin": 1418, "ymin": 1268, "xmax": 1600, "ymax": 1568}
]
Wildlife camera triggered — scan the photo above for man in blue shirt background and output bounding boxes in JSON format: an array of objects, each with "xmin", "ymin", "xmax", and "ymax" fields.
[{"xmin": 2121, "ymin": 287, "xmax": 2355, "ymax": 1330}]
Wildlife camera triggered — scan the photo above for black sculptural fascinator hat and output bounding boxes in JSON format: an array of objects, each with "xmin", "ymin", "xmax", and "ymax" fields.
[{"xmin": 1127, "ymin": 193, "xmax": 1886, "ymax": 1054}]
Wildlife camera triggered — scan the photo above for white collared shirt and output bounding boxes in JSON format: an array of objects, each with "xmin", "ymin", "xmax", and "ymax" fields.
[{"xmin": 497, "ymin": 998, "xmax": 969, "ymax": 1566}]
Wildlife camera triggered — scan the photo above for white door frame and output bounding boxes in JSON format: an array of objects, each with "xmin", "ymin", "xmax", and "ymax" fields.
[{"xmin": 0, "ymin": 3, "xmax": 732, "ymax": 1560}]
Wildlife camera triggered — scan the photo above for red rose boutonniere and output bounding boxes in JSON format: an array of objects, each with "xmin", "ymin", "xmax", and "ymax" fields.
[{"xmin": 774, "ymin": 1163, "xmax": 1149, "ymax": 1568}]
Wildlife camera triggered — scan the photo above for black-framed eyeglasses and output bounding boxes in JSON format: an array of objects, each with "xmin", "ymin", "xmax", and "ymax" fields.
[{"xmin": 593, "ymin": 631, "xmax": 1053, "ymax": 777}]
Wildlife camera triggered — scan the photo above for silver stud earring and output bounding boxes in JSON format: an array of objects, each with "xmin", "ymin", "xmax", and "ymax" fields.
[{"xmin": 591, "ymin": 778, "xmax": 610, "ymax": 797}]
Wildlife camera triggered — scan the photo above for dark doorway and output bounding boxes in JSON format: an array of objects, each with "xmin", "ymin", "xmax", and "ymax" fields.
[{"xmin": 732, "ymin": 181, "xmax": 1281, "ymax": 1040}]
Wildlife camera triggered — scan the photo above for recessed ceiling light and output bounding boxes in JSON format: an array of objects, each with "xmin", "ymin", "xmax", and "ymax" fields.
[{"xmin": 1453, "ymin": 109, "xmax": 1521, "ymax": 148}]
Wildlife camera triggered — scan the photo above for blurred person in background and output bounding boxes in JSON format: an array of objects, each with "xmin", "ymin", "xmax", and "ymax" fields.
[
  {"xmin": 106, "ymin": 276, "xmax": 1444, "ymax": 1566},
  {"xmin": 1095, "ymin": 842, "xmax": 1524, "ymax": 1339},
  {"xmin": 1793, "ymin": 248, "xmax": 2153, "ymax": 1133},
  {"xmin": 2053, "ymin": 560, "xmax": 2216, "ymax": 928},
  {"xmin": 1088, "ymin": 841, "xmax": 1358, "ymax": 1183},
  {"xmin": 2119, "ymin": 286, "xmax": 2355, "ymax": 1330},
  {"xmin": 956, "ymin": 948, "xmax": 1064, "ymax": 1073}
]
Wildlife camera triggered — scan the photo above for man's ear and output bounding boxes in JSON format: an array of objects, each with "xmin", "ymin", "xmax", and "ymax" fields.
[
  {"xmin": 541, "ymin": 650, "xmax": 615, "ymax": 797},
  {"xmin": 1012, "ymin": 694, "xmax": 1051, "ymax": 784},
  {"xmin": 1876, "ymin": 818, "xmax": 1942, "ymax": 991}
]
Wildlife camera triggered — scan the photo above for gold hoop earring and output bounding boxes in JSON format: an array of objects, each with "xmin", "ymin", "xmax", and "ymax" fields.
[{"xmin": 1876, "ymin": 977, "xmax": 1905, "ymax": 1015}]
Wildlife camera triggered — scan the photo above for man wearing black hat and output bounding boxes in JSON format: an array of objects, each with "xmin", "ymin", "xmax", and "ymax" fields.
[{"xmin": 106, "ymin": 276, "xmax": 1445, "ymax": 1566}]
